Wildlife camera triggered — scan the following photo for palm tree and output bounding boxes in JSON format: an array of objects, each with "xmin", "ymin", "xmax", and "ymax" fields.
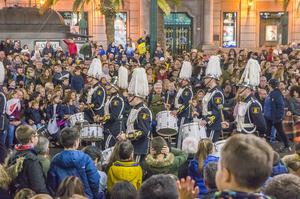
[{"xmin": 40, "ymin": 0, "xmax": 180, "ymax": 45}]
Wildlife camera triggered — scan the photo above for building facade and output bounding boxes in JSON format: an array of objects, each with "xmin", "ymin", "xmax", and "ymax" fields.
[
  {"xmin": 1, "ymin": 0, "xmax": 299, "ymax": 50},
  {"xmin": 211, "ymin": 0, "xmax": 300, "ymax": 49}
]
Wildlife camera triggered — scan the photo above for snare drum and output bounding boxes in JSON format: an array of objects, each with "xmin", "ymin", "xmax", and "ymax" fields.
[
  {"xmin": 214, "ymin": 140, "xmax": 227, "ymax": 157},
  {"xmin": 156, "ymin": 111, "xmax": 178, "ymax": 136},
  {"xmin": 69, "ymin": 112, "xmax": 85, "ymax": 126},
  {"xmin": 37, "ymin": 125, "xmax": 50, "ymax": 138},
  {"xmin": 102, "ymin": 147, "xmax": 114, "ymax": 166},
  {"xmin": 182, "ymin": 122, "xmax": 207, "ymax": 140},
  {"xmin": 80, "ymin": 124, "xmax": 104, "ymax": 141}
]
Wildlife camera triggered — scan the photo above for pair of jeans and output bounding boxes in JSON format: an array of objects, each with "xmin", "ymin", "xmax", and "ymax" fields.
[{"xmin": 8, "ymin": 124, "xmax": 16, "ymax": 147}]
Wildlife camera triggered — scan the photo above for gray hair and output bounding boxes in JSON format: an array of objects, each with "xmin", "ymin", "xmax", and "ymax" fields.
[
  {"xmin": 203, "ymin": 162, "xmax": 218, "ymax": 189},
  {"xmin": 35, "ymin": 136, "xmax": 50, "ymax": 155}
]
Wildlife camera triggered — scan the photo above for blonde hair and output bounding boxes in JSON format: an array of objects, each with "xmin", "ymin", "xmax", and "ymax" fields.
[{"xmin": 195, "ymin": 138, "xmax": 214, "ymax": 172}]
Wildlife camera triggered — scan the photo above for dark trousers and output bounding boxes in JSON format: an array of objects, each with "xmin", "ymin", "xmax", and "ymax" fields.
[{"xmin": 265, "ymin": 119, "xmax": 289, "ymax": 147}]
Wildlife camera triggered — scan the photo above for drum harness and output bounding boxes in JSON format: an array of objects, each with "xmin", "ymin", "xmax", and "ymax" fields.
[{"xmin": 235, "ymin": 98, "xmax": 262, "ymax": 134}]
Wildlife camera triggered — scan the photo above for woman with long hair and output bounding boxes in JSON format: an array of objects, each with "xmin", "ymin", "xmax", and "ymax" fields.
[
  {"xmin": 56, "ymin": 176, "xmax": 85, "ymax": 199},
  {"xmin": 188, "ymin": 138, "xmax": 219, "ymax": 198}
]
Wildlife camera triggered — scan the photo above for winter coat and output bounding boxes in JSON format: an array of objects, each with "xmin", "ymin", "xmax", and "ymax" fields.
[
  {"xmin": 42, "ymin": 47, "xmax": 55, "ymax": 57},
  {"xmin": 10, "ymin": 147, "xmax": 49, "ymax": 194},
  {"xmin": 288, "ymin": 97, "xmax": 300, "ymax": 116},
  {"xmin": 71, "ymin": 75, "xmax": 85, "ymax": 93},
  {"xmin": 264, "ymin": 89, "xmax": 285, "ymax": 122},
  {"xmin": 188, "ymin": 154, "xmax": 219, "ymax": 197},
  {"xmin": 107, "ymin": 160, "xmax": 142, "ymax": 192},
  {"xmin": 47, "ymin": 150, "xmax": 101, "ymax": 199},
  {"xmin": 26, "ymin": 108, "xmax": 42, "ymax": 124},
  {"xmin": 142, "ymin": 148, "xmax": 188, "ymax": 179},
  {"xmin": 37, "ymin": 155, "xmax": 50, "ymax": 178}
]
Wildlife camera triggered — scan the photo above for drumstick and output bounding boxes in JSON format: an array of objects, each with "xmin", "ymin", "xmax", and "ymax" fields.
[
  {"xmin": 218, "ymin": 104, "xmax": 225, "ymax": 122},
  {"xmin": 218, "ymin": 104, "xmax": 225, "ymax": 139}
]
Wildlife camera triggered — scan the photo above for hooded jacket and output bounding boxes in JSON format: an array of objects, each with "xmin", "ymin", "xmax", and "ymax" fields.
[
  {"xmin": 142, "ymin": 148, "xmax": 188, "ymax": 179},
  {"xmin": 107, "ymin": 160, "xmax": 142, "ymax": 192},
  {"xmin": 10, "ymin": 146, "xmax": 48, "ymax": 194},
  {"xmin": 47, "ymin": 150, "xmax": 101, "ymax": 199}
]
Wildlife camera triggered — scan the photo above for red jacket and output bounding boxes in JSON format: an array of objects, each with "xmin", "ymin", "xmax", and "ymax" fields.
[{"xmin": 63, "ymin": 40, "xmax": 78, "ymax": 56}]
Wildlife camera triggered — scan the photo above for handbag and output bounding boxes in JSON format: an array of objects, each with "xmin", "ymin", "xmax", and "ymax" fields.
[{"xmin": 47, "ymin": 118, "xmax": 59, "ymax": 135}]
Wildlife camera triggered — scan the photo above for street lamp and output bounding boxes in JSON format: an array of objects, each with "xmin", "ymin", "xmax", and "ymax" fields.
[{"xmin": 150, "ymin": 0, "xmax": 157, "ymax": 58}]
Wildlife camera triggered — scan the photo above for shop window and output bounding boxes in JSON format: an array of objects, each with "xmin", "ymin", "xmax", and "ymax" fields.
[
  {"xmin": 59, "ymin": 11, "xmax": 88, "ymax": 39},
  {"xmin": 259, "ymin": 12, "xmax": 288, "ymax": 46}
]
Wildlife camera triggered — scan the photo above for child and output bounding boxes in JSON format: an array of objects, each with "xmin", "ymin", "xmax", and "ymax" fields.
[
  {"xmin": 26, "ymin": 100, "xmax": 44, "ymax": 129},
  {"xmin": 82, "ymin": 146, "xmax": 107, "ymax": 193},
  {"xmin": 62, "ymin": 95, "xmax": 78, "ymax": 127},
  {"xmin": 107, "ymin": 140, "xmax": 142, "ymax": 192},
  {"xmin": 71, "ymin": 66, "xmax": 84, "ymax": 94},
  {"xmin": 46, "ymin": 95, "xmax": 63, "ymax": 135},
  {"xmin": 215, "ymin": 134, "xmax": 274, "ymax": 199},
  {"xmin": 188, "ymin": 138, "xmax": 219, "ymax": 198}
]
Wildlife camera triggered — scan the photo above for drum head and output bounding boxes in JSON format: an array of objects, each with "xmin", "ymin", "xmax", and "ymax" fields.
[{"xmin": 157, "ymin": 128, "xmax": 178, "ymax": 136}]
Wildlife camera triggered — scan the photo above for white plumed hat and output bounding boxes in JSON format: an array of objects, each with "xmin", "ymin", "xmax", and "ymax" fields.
[
  {"xmin": 0, "ymin": 62, "xmax": 4, "ymax": 86},
  {"xmin": 239, "ymin": 58, "xmax": 261, "ymax": 89},
  {"xmin": 179, "ymin": 61, "xmax": 192, "ymax": 80},
  {"xmin": 128, "ymin": 67, "xmax": 149, "ymax": 98},
  {"xmin": 118, "ymin": 65, "xmax": 128, "ymax": 89},
  {"xmin": 205, "ymin": 55, "xmax": 222, "ymax": 80},
  {"xmin": 88, "ymin": 58, "xmax": 103, "ymax": 80}
]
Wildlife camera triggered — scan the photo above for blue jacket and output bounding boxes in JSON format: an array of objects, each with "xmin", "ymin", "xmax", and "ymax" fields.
[
  {"xmin": 71, "ymin": 75, "xmax": 85, "ymax": 93},
  {"xmin": 47, "ymin": 150, "xmax": 102, "ymax": 199},
  {"xmin": 264, "ymin": 89, "xmax": 285, "ymax": 122},
  {"xmin": 188, "ymin": 155, "xmax": 219, "ymax": 197},
  {"xmin": 271, "ymin": 160, "xmax": 288, "ymax": 177},
  {"xmin": 62, "ymin": 104, "xmax": 78, "ymax": 116},
  {"xmin": 26, "ymin": 108, "xmax": 42, "ymax": 124}
]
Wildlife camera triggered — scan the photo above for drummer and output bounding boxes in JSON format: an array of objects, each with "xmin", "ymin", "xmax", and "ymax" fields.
[
  {"xmin": 117, "ymin": 67, "xmax": 152, "ymax": 162},
  {"xmin": 103, "ymin": 67, "xmax": 129, "ymax": 149},
  {"xmin": 62, "ymin": 94, "xmax": 79, "ymax": 127},
  {"xmin": 83, "ymin": 58, "xmax": 107, "ymax": 123},
  {"xmin": 171, "ymin": 59, "xmax": 193, "ymax": 126},
  {"xmin": 170, "ymin": 58, "xmax": 193, "ymax": 148},
  {"xmin": 199, "ymin": 55, "xmax": 224, "ymax": 143}
]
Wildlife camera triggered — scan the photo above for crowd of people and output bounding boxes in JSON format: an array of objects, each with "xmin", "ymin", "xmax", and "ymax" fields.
[{"xmin": 0, "ymin": 37, "xmax": 300, "ymax": 199}]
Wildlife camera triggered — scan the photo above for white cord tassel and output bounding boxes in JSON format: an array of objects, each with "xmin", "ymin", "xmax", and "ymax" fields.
[
  {"xmin": 128, "ymin": 67, "xmax": 149, "ymax": 98},
  {"xmin": 206, "ymin": 55, "xmax": 222, "ymax": 78},
  {"xmin": 118, "ymin": 66, "xmax": 128, "ymax": 89},
  {"xmin": 0, "ymin": 62, "xmax": 5, "ymax": 86},
  {"xmin": 179, "ymin": 61, "xmax": 192, "ymax": 80},
  {"xmin": 88, "ymin": 58, "xmax": 103, "ymax": 79},
  {"xmin": 240, "ymin": 58, "xmax": 261, "ymax": 87}
]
